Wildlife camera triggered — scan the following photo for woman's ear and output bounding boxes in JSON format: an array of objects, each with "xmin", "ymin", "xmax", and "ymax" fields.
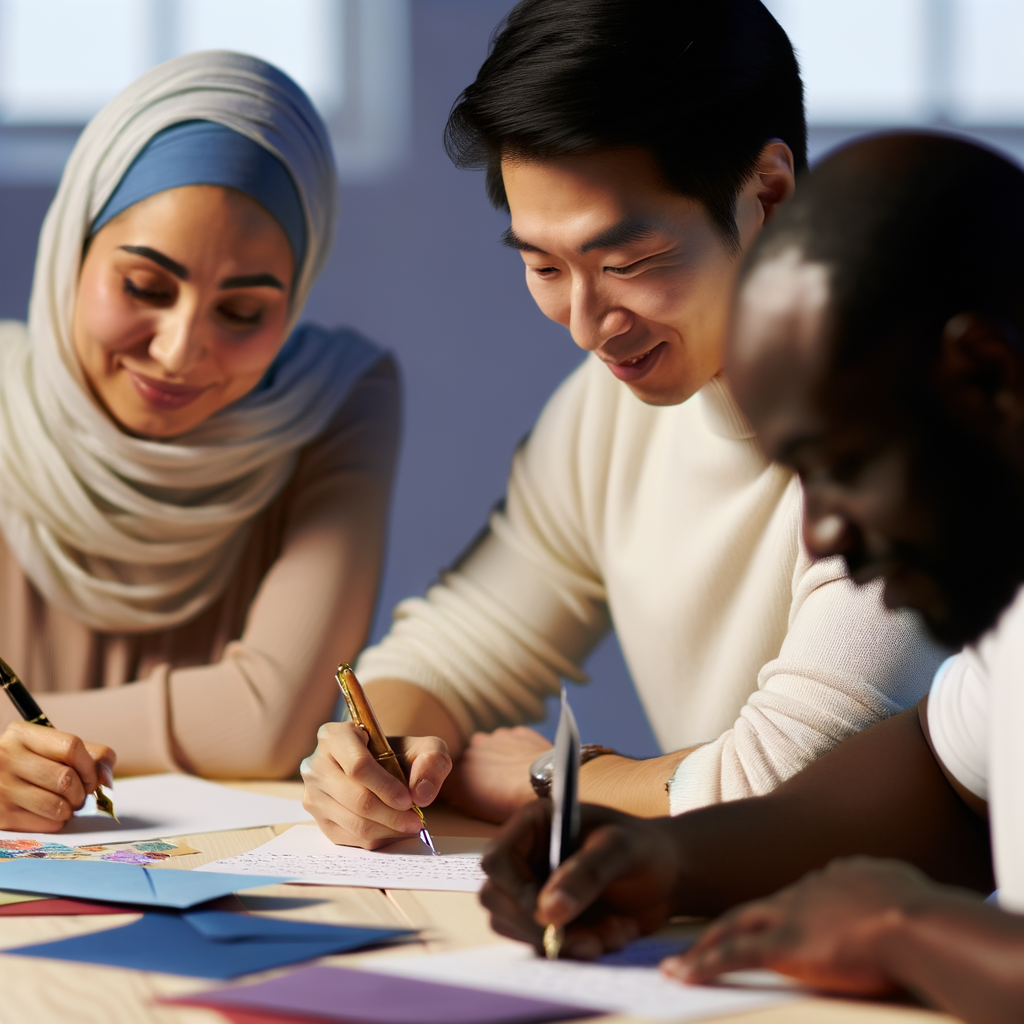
[
  {"xmin": 756, "ymin": 141, "xmax": 796, "ymax": 225},
  {"xmin": 937, "ymin": 313, "xmax": 1024, "ymax": 435}
]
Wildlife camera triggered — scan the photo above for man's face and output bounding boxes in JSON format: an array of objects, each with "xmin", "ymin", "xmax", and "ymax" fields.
[
  {"xmin": 730, "ymin": 251, "xmax": 1024, "ymax": 648},
  {"xmin": 501, "ymin": 147, "xmax": 782, "ymax": 406}
]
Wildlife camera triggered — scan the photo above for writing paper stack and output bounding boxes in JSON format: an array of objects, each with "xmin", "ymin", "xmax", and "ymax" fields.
[
  {"xmin": 166, "ymin": 963, "xmax": 597, "ymax": 1023},
  {"xmin": 198, "ymin": 824, "xmax": 488, "ymax": 892},
  {"xmin": 364, "ymin": 943, "xmax": 803, "ymax": 1022}
]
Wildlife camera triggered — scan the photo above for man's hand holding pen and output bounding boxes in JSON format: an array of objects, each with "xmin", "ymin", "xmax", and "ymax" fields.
[
  {"xmin": 0, "ymin": 721, "xmax": 115, "ymax": 832},
  {"xmin": 301, "ymin": 722, "xmax": 451, "ymax": 849},
  {"xmin": 480, "ymin": 800, "xmax": 685, "ymax": 959}
]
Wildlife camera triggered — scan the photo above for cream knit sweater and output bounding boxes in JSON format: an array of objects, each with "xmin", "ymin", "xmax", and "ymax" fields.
[{"xmin": 357, "ymin": 355, "xmax": 945, "ymax": 812}]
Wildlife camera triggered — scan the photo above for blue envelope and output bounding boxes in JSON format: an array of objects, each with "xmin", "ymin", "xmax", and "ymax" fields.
[
  {"xmin": 6, "ymin": 909, "xmax": 412, "ymax": 979},
  {"xmin": 0, "ymin": 859, "xmax": 289, "ymax": 908}
]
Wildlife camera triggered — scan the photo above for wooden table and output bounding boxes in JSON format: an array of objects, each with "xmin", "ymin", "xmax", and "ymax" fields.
[{"xmin": 0, "ymin": 781, "xmax": 962, "ymax": 1024}]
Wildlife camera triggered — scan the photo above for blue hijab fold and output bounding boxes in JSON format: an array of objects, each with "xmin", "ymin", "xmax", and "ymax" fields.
[{"xmin": 91, "ymin": 120, "xmax": 307, "ymax": 266}]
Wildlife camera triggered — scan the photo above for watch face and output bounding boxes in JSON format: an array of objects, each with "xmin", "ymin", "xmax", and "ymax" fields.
[{"xmin": 529, "ymin": 748, "xmax": 557, "ymax": 783}]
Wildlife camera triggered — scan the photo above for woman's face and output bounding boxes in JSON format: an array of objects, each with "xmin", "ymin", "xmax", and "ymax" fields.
[{"xmin": 73, "ymin": 184, "xmax": 296, "ymax": 439}]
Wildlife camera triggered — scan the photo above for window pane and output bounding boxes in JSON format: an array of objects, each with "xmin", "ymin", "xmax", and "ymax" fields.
[
  {"xmin": 767, "ymin": 0, "xmax": 931, "ymax": 124},
  {"xmin": 177, "ymin": 0, "xmax": 343, "ymax": 115},
  {"xmin": 0, "ymin": 0, "xmax": 152, "ymax": 123},
  {"xmin": 953, "ymin": 0, "xmax": 1024, "ymax": 124}
]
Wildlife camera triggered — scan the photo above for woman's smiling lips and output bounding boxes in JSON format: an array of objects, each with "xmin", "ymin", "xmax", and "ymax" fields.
[
  {"xmin": 605, "ymin": 341, "xmax": 667, "ymax": 383},
  {"xmin": 125, "ymin": 368, "xmax": 210, "ymax": 410}
]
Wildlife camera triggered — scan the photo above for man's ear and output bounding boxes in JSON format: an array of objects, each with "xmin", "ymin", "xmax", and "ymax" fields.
[
  {"xmin": 755, "ymin": 141, "xmax": 796, "ymax": 225},
  {"xmin": 937, "ymin": 313, "xmax": 1024, "ymax": 434}
]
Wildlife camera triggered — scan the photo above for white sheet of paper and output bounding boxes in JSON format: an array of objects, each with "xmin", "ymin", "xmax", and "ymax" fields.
[
  {"xmin": 196, "ymin": 823, "xmax": 487, "ymax": 892},
  {"xmin": 364, "ymin": 944, "xmax": 802, "ymax": 1022},
  {"xmin": 0, "ymin": 773, "xmax": 312, "ymax": 846}
]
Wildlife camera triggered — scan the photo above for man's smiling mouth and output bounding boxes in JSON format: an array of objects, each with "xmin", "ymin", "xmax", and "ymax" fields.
[{"xmin": 605, "ymin": 341, "xmax": 667, "ymax": 382}]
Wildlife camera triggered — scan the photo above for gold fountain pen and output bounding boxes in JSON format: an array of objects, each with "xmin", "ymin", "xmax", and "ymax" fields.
[
  {"xmin": 0, "ymin": 656, "xmax": 117, "ymax": 820},
  {"xmin": 335, "ymin": 663, "xmax": 437, "ymax": 855}
]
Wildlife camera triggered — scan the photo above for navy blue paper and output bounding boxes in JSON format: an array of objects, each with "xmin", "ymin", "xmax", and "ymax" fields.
[{"xmin": 5, "ymin": 910, "xmax": 411, "ymax": 979}]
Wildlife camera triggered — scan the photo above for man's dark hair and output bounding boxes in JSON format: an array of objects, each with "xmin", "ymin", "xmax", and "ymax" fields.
[{"xmin": 444, "ymin": 0, "xmax": 806, "ymax": 248}]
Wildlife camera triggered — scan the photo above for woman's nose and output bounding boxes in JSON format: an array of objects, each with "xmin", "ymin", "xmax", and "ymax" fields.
[
  {"xmin": 148, "ymin": 308, "xmax": 206, "ymax": 376},
  {"xmin": 804, "ymin": 511, "xmax": 856, "ymax": 559}
]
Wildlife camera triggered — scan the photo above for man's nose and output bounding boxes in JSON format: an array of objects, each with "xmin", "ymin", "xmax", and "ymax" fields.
[
  {"xmin": 803, "ymin": 509, "xmax": 858, "ymax": 559},
  {"xmin": 148, "ymin": 306, "xmax": 206, "ymax": 376},
  {"xmin": 568, "ymin": 278, "xmax": 631, "ymax": 353}
]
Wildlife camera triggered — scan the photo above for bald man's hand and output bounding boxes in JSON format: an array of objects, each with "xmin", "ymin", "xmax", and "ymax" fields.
[{"xmin": 480, "ymin": 800, "xmax": 684, "ymax": 958}]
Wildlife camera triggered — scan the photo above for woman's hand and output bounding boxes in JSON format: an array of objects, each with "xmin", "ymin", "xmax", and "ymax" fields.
[
  {"xmin": 0, "ymin": 721, "xmax": 116, "ymax": 832},
  {"xmin": 480, "ymin": 800, "xmax": 684, "ymax": 959},
  {"xmin": 670, "ymin": 857, "xmax": 935, "ymax": 995},
  {"xmin": 443, "ymin": 726, "xmax": 552, "ymax": 823},
  {"xmin": 301, "ymin": 722, "xmax": 452, "ymax": 849}
]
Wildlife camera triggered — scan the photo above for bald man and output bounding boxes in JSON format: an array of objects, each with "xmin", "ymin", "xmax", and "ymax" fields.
[{"xmin": 479, "ymin": 132, "xmax": 1024, "ymax": 1022}]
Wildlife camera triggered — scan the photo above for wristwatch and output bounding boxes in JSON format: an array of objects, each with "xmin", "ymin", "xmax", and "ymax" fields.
[{"xmin": 529, "ymin": 744, "xmax": 618, "ymax": 798}]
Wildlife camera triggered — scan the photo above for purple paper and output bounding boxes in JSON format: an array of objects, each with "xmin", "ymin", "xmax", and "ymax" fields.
[{"xmin": 169, "ymin": 964, "xmax": 599, "ymax": 1024}]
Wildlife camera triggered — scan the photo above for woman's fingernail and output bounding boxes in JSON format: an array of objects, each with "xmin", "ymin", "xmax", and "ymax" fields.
[{"xmin": 415, "ymin": 780, "xmax": 434, "ymax": 803}]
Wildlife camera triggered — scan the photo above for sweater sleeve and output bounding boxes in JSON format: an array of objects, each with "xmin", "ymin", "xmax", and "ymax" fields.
[
  {"xmin": 40, "ymin": 358, "xmax": 401, "ymax": 779},
  {"xmin": 668, "ymin": 541, "xmax": 949, "ymax": 813},
  {"xmin": 356, "ymin": 361, "xmax": 611, "ymax": 741}
]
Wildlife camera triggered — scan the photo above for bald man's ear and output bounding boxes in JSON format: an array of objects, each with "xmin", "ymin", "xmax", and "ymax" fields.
[
  {"xmin": 755, "ymin": 141, "xmax": 796, "ymax": 225},
  {"xmin": 936, "ymin": 313, "xmax": 1024, "ymax": 438}
]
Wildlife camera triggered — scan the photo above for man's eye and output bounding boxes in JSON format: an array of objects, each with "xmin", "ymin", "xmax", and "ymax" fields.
[
  {"xmin": 532, "ymin": 265, "xmax": 559, "ymax": 275},
  {"xmin": 124, "ymin": 278, "xmax": 170, "ymax": 301}
]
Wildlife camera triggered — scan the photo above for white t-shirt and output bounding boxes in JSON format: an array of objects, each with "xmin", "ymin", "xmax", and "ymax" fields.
[{"xmin": 928, "ymin": 587, "xmax": 1024, "ymax": 909}]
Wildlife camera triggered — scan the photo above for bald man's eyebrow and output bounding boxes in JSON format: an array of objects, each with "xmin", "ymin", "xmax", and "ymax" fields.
[
  {"xmin": 120, "ymin": 245, "xmax": 187, "ymax": 280},
  {"xmin": 579, "ymin": 218, "xmax": 660, "ymax": 254},
  {"xmin": 219, "ymin": 273, "xmax": 285, "ymax": 290},
  {"xmin": 501, "ymin": 227, "xmax": 544, "ymax": 253}
]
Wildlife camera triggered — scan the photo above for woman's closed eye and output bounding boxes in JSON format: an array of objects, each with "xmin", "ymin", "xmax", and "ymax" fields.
[
  {"xmin": 123, "ymin": 276, "xmax": 173, "ymax": 303},
  {"xmin": 217, "ymin": 299, "xmax": 264, "ymax": 327}
]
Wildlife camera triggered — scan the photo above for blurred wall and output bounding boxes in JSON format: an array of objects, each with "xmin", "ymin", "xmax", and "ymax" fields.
[{"xmin": 0, "ymin": 1, "xmax": 659, "ymax": 755}]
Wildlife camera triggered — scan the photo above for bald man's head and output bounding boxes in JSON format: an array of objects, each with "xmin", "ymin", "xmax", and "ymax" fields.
[{"xmin": 729, "ymin": 133, "xmax": 1024, "ymax": 646}]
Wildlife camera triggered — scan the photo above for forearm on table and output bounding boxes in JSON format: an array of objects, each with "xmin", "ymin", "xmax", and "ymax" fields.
[
  {"xmin": 580, "ymin": 748, "xmax": 698, "ymax": 818},
  {"xmin": 364, "ymin": 678, "xmax": 466, "ymax": 758},
  {"xmin": 874, "ymin": 893, "xmax": 1024, "ymax": 1020},
  {"xmin": 664, "ymin": 704, "xmax": 993, "ymax": 917}
]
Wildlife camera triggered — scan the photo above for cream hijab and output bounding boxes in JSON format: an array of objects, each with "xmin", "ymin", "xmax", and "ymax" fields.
[{"xmin": 0, "ymin": 51, "xmax": 382, "ymax": 633}]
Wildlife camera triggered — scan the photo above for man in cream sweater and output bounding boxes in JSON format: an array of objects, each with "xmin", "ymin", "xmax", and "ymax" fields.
[{"xmin": 302, "ymin": 0, "xmax": 944, "ymax": 847}]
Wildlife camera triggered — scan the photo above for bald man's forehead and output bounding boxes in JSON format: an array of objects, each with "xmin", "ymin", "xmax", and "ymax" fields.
[
  {"xmin": 727, "ymin": 250, "xmax": 834, "ymax": 444},
  {"xmin": 731, "ymin": 249, "xmax": 832, "ymax": 366}
]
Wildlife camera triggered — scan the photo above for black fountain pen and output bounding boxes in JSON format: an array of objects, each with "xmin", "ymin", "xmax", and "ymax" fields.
[{"xmin": 0, "ymin": 656, "xmax": 117, "ymax": 820}]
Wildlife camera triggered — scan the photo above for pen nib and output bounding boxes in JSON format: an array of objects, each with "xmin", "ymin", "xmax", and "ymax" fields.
[
  {"xmin": 419, "ymin": 827, "xmax": 438, "ymax": 855},
  {"xmin": 543, "ymin": 924, "xmax": 564, "ymax": 960},
  {"xmin": 94, "ymin": 787, "xmax": 118, "ymax": 822}
]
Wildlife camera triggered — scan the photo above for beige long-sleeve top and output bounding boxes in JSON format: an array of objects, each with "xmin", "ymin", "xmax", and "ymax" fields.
[
  {"xmin": 0, "ymin": 357, "xmax": 400, "ymax": 779},
  {"xmin": 357, "ymin": 355, "xmax": 946, "ymax": 812}
]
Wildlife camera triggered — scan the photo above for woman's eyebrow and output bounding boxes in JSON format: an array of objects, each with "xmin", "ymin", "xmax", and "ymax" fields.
[
  {"xmin": 119, "ymin": 245, "xmax": 188, "ymax": 279},
  {"xmin": 219, "ymin": 273, "xmax": 285, "ymax": 290}
]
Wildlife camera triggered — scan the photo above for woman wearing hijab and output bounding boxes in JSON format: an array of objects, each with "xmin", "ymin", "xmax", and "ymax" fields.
[{"xmin": 0, "ymin": 52, "xmax": 399, "ymax": 832}]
